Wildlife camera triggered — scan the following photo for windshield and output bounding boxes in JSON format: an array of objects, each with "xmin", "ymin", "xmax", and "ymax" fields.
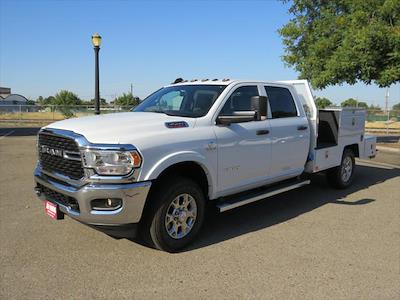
[{"xmin": 133, "ymin": 85, "xmax": 227, "ymax": 117}]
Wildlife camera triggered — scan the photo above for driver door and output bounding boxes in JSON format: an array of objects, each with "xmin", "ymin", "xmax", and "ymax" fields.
[{"xmin": 213, "ymin": 85, "xmax": 271, "ymax": 195}]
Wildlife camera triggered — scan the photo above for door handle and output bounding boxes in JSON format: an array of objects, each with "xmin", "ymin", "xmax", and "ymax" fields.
[
  {"xmin": 297, "ymin": 125, "xmax": 308, "ymax": 131},
  {"xmin": 256, "ymin": 129, "xmax": 269, "ymax": 135}
]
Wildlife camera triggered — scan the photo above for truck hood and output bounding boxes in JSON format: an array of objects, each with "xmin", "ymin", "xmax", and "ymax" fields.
[{"xmin": 45, "ymin": 112, "xmax": 196, "ymax": 144}]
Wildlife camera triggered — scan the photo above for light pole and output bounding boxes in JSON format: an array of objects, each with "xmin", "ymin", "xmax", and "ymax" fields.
[{"xmin": 91, "ymin": 33, "xmax": 102, "ymax": 115}]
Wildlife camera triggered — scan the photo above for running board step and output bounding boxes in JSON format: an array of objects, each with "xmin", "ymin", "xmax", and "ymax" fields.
[{"xmin": 217, "ymin": 179, "xmax": 311, "ymax": 212}]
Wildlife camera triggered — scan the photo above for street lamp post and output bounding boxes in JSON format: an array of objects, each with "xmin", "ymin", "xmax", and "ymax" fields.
[{"xmin": 91, "ymin": 33, "xmax": 102, "ymax": 115}]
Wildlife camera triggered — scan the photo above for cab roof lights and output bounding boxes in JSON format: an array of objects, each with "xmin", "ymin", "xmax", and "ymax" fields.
[{"xmin": 172, "ymin": 78, "xmax": 231, "ymax": 84}]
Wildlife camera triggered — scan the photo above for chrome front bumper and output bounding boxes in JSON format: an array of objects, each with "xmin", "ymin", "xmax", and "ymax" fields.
[{"xmin": 34, "ymin": 164, "xmax": 151, "ymax": 225}]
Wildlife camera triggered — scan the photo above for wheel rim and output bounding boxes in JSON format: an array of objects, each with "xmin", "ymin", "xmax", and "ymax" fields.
[
  {"xmin": 165, "ymin": 193, "xmax": 197, "ymax": 239},
  {"xmin": 341, "ymin": 156, "xmax": 353, "ymax": 182}
]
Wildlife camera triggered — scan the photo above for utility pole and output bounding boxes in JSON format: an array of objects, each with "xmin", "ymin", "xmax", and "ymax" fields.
[{"xmin": 130, "ymin": 83, "xmax": 133, "ymax": 96}]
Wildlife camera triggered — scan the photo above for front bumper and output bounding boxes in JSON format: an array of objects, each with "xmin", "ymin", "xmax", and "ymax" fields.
[{"xmin": 34, "ymin": 164, "xmax": 151, "ymax": 226}]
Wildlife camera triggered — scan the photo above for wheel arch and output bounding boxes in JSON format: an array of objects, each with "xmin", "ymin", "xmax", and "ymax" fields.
[
  {"xmin": 142, "ymin": 152, "xmax": 216, "ymax": 199},
  {"xmin": 343, "ymin": 143, "xmax": 360, "ymax": 157}
]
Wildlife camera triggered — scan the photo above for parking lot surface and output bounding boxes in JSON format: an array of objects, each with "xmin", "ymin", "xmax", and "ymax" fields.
[{"xmin": 1, "ymin": 135, "xmax": 399, "ymax": 299}]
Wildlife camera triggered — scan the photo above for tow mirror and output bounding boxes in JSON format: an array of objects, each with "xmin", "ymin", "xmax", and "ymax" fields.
[
  {"xmin": 251, "ymin": 96, "xmax": 268, "ymax": 121},
  {"xmin": 217, "ymin": 111, "xmax": 256, "ymax": 125}
]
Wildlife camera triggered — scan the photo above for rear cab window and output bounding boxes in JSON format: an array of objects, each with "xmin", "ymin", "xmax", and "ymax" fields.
[{"xmin": 264, "ymin": 86, "xmax": 298, "ymax": 118}]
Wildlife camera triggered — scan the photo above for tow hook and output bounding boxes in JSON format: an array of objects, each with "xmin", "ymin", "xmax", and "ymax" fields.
[{"xmin": 34, "ymin": 187, "xmax": 42, "ymax": 196}]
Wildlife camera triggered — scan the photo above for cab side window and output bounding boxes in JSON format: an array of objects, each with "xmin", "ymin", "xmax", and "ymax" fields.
[
  {"xmin": 265, "ymin": 86, "xmax": 298, "ymax": 118},
  {"xmin": 220, "ymin": 86, "xmax": 259, "ymax": 116}
]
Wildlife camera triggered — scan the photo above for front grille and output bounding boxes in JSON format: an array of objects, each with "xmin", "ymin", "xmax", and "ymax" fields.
[
  {"xmin": 38, "ymin": 132, "xmax": 85, "ymax": 180},
  {"xmin": 37, "ymin": 183, "xmax": 79, "ymax": 211}
]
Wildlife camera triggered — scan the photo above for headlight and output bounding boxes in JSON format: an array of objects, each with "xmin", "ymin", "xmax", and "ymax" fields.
[{"xmin": 82, "ymin": 150, "xmax": 142, "ymax": 175}]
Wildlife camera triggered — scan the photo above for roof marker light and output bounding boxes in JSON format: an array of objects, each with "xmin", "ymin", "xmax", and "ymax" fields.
[{"xmin": 173, "ymin": 78, "xmax": 184, "ymax": 84}]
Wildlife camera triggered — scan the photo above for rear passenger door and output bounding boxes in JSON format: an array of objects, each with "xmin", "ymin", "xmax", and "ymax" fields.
[{"xmin": 265, "ymin": 85, "xmax": 310, "ymax": 179}]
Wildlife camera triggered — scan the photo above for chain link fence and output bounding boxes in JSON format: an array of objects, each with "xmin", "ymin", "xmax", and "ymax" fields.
[
  {"xmin": 0, "ymin": 105, "xmax": 135, "ymax": 126},
  {"xmin": 365, "ymin": 109, "xmax": 400, "ymax": 134},
  {"xmin": 0, "ymin": 105, "xmax": 399, "ymax": 133},
  {"xmin": 366, "ymin": 109, "xmax": 400, "ymax": 122}
]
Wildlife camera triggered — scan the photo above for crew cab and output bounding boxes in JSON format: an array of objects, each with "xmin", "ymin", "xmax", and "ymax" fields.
[{"xmin": 34, "ymin": 79, "xmax": 377, "ymax": 252}]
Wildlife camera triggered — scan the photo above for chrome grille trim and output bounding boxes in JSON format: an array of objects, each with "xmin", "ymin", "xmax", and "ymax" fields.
[
  {"xmin": 38, "ymin": 131, "xmax": 84, "ymax": 180},
  {"xmin": 37, "ymin": 128, "xmax": 141, "ymax": 185}
]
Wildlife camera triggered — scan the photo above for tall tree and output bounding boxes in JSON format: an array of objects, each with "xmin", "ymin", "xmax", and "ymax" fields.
[
  {"xmin": 36, "ymin": 96, "xmax": 44, "ymax": 104},
  {"xmin": 357, "ymin": 101, "xmax": 369, "ymax": 109},
  {"xmin": 341, "ymin": 98, "xmax": 358, "ymax": 107},
  {"xmin": 53, "ymin": 90, "xmax": 82, "ymax": 106},
  {"xmin": 44, "ymin": 96, "xmax": 56, "ymax": 105},
  {"xmin": 82, "ymin": 98, "xmax": 108, "ymax": 106},
  {"xmin": 393, "ymin": 103, "xmax": 400, "ymax": 110},
  {"xmin": 369, "ymin": 104, "xmax": 382, "ymax": 111},
  {"xmin": 113, "ymin": 93, "xmax": 140, "ymax": 106},
  {"xmin": 36, "ymin": 95, "xmax": 54, "ymax": 105},
  {"xmin": 315, "ymin": 97, "xmax": 332, "ymax": 108},
  {"xmin": 279, "ymin": 0, "xmax": 400, "ymax": 89}
]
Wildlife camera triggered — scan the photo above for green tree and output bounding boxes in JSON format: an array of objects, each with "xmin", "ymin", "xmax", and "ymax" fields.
[
  {"xmin": 82, "ymin": 98, "xmax": 108, "ymax": 106},
  {"xmin": 36, "ymin": 95, "xmax": 54, "ymax": 105},
  {"xmin": 341, "ymin": 98, "xmax": 358, "ymax": 107},
  {"xmin": 393, "ymin": 103, "xmax": 400, "ymax": 110},
  {"xmin": 53, "ymin": 90, "xmax": 82, "ymax": 118},
  {"xmin": 315, "ymin": 97, "xmax": 332, "ymax": 109},
  {"xmin": 113, "ymin": 93, "xmax": 140, "ymax": 106},
  {"xmin": 44, "ymin": 96, "xmax": 56, "ymax": 105},
  {"xmin": 357, "ymin": 101, "xmax": 369, "ymax": 109},
  {"xmin": 369, "ymin": 104, "xmax": 382, "ymax": 111},
  {"xmin": 279, "ymin": 0, "xmax": 400, "ymax": 89},
  {"xmin": 54, "ymin": 90, "xmax": 82, "ymax": 106},
  {"xmin": 36, "ymin": 96, "xmax": 44, "ymax": 104}
]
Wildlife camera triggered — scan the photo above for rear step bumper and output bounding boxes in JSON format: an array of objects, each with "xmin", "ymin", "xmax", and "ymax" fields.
[{"xmin": 217, "ymin": 179, "xmax": 310, "ymax": 212}]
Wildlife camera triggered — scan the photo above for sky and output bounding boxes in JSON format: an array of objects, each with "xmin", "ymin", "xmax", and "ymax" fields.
[{"xmin": 0, "ymin": 0, "xmax": 399, "ymax": 108}]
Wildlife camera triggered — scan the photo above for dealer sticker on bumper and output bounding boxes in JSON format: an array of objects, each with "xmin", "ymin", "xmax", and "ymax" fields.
[{"xmin": 45, "ymin": 201, "xmax": 64, "ymax": 220}]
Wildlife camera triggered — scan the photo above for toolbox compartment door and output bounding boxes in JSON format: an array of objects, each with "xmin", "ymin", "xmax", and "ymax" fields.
[{"xmin": 361, "ymin": 135, "xmax": 377, "ymax": 159}]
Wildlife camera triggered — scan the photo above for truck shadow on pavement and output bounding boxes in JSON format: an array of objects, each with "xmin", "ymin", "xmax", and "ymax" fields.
[{"xmin": 184, "ymin": 164, "xmax": 399, "ymax": 251}]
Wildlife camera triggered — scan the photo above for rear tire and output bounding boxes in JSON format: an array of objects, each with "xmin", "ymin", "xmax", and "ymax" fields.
[
  {"xmin": 141, "ymin": 177, "xmax": 205, "ymax": 252},
  {"xmin": 327, "ymin": 149, "xmax": 355, "ymax": 189}
]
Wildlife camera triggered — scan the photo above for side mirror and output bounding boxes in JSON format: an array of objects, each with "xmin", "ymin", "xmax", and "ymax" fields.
[
  {"xmin": 251, "ymin": 96, "xmax": 268, "ymax": 121},
  {"xmin": 217, "ymin": 111, "xmax": 256, "ymax": 125}
]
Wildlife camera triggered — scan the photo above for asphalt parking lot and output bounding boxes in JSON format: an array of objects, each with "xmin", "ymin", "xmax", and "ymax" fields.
[{"xmin": 1, "ymin": 134, "xmax": 399, "ymax": 299}]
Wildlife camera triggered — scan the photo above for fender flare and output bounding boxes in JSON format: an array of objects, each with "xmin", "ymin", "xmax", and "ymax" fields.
[{"xmin": 142, "ymin": 151, "xmax": 217, "ymax": 199}]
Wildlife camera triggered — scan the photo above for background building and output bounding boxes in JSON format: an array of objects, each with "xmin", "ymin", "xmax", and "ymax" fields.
[
  {"xmin": 0, "ymin": 87, "xmax": 11, "ymax": 98},
  {"xmin": 0, "ymin": 87, "xmax": 36, "ymax": 112}
]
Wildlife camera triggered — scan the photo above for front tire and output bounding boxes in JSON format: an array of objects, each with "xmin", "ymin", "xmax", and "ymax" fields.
[
  {"xmin": 327, "ymin": 149, "xmax": 355, "ymax": 189},
  {"xmin": 142, "ymin": 177, "xmax": 205, "ymax": 252}
]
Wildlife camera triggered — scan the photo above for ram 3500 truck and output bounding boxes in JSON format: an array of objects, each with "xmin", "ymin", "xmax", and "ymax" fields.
[{"xmin": 34, "ymin": 80, "xmax": 377, "ymax": 252}]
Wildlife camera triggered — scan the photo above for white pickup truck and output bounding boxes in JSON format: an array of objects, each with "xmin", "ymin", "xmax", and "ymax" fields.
[{"xmin": 34, "ymin": 79, "xmax": 377, "ymax": 252}]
